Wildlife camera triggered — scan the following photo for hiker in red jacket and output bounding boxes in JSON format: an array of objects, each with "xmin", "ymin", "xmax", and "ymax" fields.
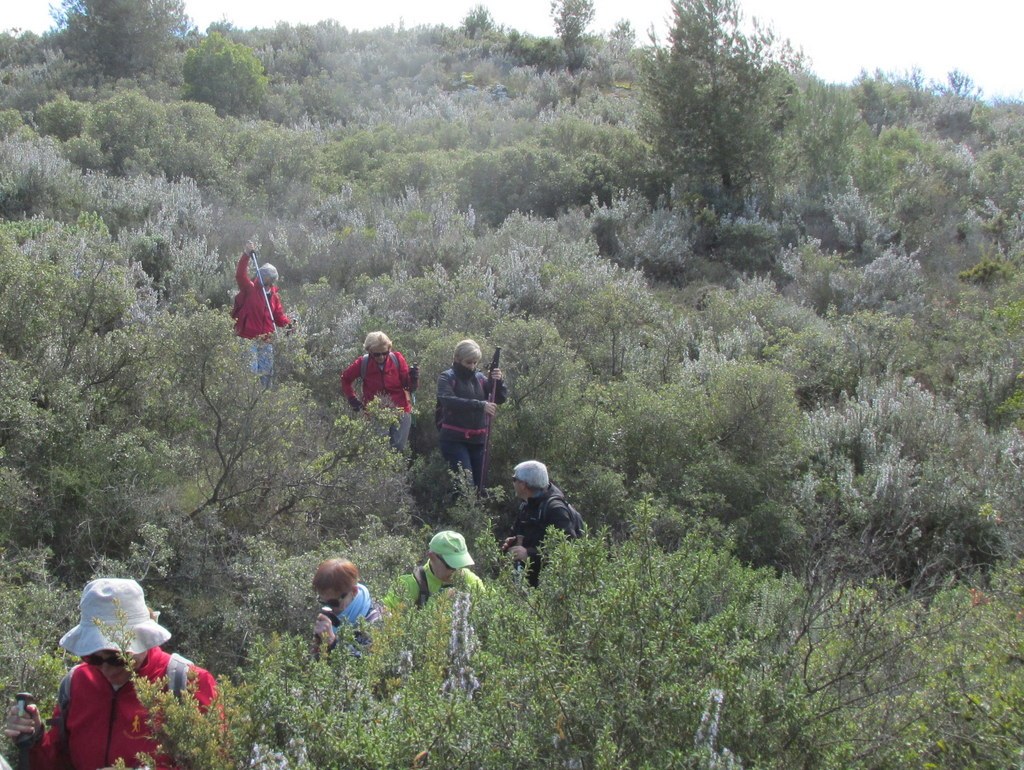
[
  {"xmin": 340, "ymin": 331, "xmax": 419, "ymax": 451},
  {"xmin": 233, "ymin": 241, "xmax": 291, "ymax": 388},
  {"xmin": 4, "ymin": 578, "xmax": 217, "ymax": 770}
]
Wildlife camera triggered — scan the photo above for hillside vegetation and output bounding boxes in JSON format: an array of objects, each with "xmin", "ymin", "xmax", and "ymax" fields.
[{"xmin": 2, "ymin": 0, "xmax": 1024, "ymax": 766}]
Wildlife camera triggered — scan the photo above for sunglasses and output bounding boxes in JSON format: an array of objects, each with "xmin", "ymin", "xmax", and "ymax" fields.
[
  {"xmin": 436, "ymin": 554, "xmax": 454, "ymax": 570},
  {"xmin": 82, "ymin": 652, "xmax": 127, "ymax": 667},
  {"xmin": 370, "ymin": 351, "xmax": 390, "ymax": 358}
]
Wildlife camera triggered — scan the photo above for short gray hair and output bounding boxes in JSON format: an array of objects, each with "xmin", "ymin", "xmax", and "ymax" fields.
[
  {"xmin": 454, "ymin": 339, "xmax": 482, "ymax": 364},
  {"xmin": 513, "ymin": 460, "xmax": 548, "ymax": 490},
  {"xmin": 258, "ymin": 263, "xmax": 279, "ymax": 285}
]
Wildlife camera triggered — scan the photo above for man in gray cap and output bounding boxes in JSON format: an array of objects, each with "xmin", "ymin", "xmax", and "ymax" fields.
[
  {"xmin": 503, "ymin": 460, "xmax": 584, "ymax": 587},
  {"xmin": 3, "ymin": 578, "xmax": 216, "ymax": 770}
]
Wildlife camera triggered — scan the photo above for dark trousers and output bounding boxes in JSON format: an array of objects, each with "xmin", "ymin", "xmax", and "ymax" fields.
[{"xmin": 439, "ymin": 439, "xmax": 485, "ymax": 490}]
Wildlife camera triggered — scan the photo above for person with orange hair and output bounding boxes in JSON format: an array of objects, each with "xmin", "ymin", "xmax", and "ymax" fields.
[{"xmin": 311, "ymin": 559, "xmax": 382, "ymax": 657}]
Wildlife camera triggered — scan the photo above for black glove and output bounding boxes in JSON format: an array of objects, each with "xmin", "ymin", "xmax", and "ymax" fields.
[
  {"xmin": 348, "ymin": 397, "xmax": 363, "ymax": 412},
  {"xmin": 408, "ymin": 364, "xmax": 419, "ymax": 392}
]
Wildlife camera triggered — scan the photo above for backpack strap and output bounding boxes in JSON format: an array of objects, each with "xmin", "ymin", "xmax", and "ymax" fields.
[
  {"xmin": 53, "ymin": 664, "xmax": 81, "ymax": 750},
  {"xmin": 537, "ymin": 493, "xmax": 562, "ymax": 520},
  {"xmin": 413, "ymin": 565, "xmax": 431, "ymax": 608},
  {"xmin": 360, "ymin": 352, "xmax": 398, "ymax": 379}
]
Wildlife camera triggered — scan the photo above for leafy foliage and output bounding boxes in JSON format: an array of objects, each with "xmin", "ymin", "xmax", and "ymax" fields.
[
  {"xmin": 54, "ymin": 0, "xmax": 193, "ymax": 82},
  {"xmin": 183, "ymin": 32, "xmax": 268, "ymax": 117},
  {"xmin": 1, "ymin": 6, "xmax": 1024, "ymax": 768},
  {"xmin": 641, "ymin": 0, "xmax": 798, "ymax": 205}
]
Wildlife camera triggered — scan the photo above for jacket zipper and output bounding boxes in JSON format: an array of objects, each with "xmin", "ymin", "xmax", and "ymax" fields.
[{"xmin": 104, "ymin": 686, "xmax": 120, "ymax": 766}]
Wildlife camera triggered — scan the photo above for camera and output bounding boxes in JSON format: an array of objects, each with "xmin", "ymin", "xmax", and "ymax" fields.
[{"xmin": 318, "ymin": 607, "xmax": 340, "ymax": 627}]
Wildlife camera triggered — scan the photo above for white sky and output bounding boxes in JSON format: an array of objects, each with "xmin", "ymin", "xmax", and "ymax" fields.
[{"xmin": 5, "ymin": 0, "xmax": 1022, "ymax": 99}]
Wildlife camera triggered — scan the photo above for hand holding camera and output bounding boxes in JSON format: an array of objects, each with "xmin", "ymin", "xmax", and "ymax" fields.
[{"xmin": 314, "ymin": 607, "xmax": 340, "ymax": 646}]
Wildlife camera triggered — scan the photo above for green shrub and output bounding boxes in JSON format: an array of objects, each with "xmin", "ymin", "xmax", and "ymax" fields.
[{"xmin": 183, "ymin": 33, "xmax": 268, "ymax": 117}]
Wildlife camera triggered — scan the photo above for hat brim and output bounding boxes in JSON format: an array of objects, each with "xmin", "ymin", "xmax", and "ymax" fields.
[
  {"xmin": 60, "ymin": 618, "xmax": 171, "ymax": 656},
  {"xmin": 444, "ymin": 551, "xmax": 474, "ymax": 569}
]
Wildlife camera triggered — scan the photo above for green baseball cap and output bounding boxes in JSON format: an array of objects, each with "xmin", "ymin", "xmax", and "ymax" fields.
[{"xmin": 429, "ymin": 530, "xmax": 474, "ymax": 569}]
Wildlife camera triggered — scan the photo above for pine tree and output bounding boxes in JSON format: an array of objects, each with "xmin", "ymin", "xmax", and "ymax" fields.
[{"xmin": 641, "ymin": 0, "xmax": 798, "ymax": 206}]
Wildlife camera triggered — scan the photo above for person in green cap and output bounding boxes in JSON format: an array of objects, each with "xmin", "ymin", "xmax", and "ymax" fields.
[{"xmin": 384, "ymin": 530, "xmax": 485, "ymax": 610}]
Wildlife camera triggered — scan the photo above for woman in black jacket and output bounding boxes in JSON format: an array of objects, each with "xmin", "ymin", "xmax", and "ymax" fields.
[{"xmin": 436, "ymin": 339, "xmax": 506, "ymax": 490}]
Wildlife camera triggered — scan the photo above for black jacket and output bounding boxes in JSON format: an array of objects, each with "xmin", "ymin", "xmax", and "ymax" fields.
[
  {"xmin": 512, "ymin": 483, "xmax": 578, "ymax": 586},
  {"xmin": 436, "ymin": 362, "xmax": 508, "ymax": 444}
]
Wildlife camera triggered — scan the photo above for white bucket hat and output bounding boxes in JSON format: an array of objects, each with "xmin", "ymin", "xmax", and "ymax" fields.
[{"xmin": 59, "ymin": 578, "xmax": 171, "ymax": 656}]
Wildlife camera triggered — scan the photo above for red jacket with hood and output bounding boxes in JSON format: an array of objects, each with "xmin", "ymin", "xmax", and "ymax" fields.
[
  {"xmin": 340, "ymin": 350, "xmax": 414, "ymax": 412},
  {"xmin": 234, "ymin": 253, "xmax": 290, "ymax": 339},
  {"xmin": 30, "ymin": 646, "xmax": 217, "ymax": 770}
]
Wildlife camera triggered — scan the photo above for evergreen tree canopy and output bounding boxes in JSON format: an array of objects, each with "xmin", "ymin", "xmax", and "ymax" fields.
[
  {"xmin": 551, "ymin": 0, "xmax": 595, "ymax": 72},
  {"xmin": 183, "ymin": 32, "xmax": 267, "ymax": 117},
  {"xmin": 55, "ymin": 0, "xmax": 193, "ymax": 81},
  {"xmin": 641, "ymin": 0, "xmax": 798, "ymax": 205}
]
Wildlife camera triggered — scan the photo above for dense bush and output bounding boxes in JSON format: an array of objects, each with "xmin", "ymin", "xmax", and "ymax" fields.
[
  {"xmin": 183, "ymin": 33, "xmax": 268, "ymax": 117},
  {"xmin": 1, "ymin": 9, "xmax": 1024, "ymax": 769}
]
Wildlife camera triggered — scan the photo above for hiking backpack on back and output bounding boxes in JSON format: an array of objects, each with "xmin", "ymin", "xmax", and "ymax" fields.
[{"xmin": 539, "ymin": 493, "xmax": 585, "ymax": 538}]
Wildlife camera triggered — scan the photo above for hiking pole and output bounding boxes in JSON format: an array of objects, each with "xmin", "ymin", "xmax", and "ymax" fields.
[
  {"xmin": 249, "ymin": 249, "xmax": 276, "ymax": 333},
  {"xmin": 15, "ymin": 692, "xmax": 34, "ymax": 770},
  {"xmin": 477, "ymin": 347, "xmax": 501, "ymax": 494}
]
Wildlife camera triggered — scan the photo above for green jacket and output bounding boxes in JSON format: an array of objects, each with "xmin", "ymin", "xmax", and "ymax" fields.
[{"xmin": 384, "ymin": 561, "xmax": 485, "ymax": 610}]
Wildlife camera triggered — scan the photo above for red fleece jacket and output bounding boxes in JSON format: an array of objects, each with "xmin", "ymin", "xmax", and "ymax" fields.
[
  {"xmin": 30, "ymin": 647, "xmax": 217, "ymax": 770},
  {"xmin": 234, "ymin": 253, "xmax": 290, "ymax": 339},
  {"xmin": 340, "ymin": 351, "xmax": 413, "ymax": 412}
]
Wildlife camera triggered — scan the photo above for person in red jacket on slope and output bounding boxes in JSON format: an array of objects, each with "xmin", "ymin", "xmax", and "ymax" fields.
[
  {"xmin": 4, "ymin": 578, "xmax": 217, "ymax": 770},
  {"xmin": 340, "ymin": 331, "xmax": 419, "ymax": 451},
  {"xmin": 232, "ymin": 241, "xmax": 292, "ymax": 388}
]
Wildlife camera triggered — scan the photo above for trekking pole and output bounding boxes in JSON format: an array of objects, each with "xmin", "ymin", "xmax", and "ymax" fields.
[
  {"xmin": 15, "ymin": 692, "xmax": 34, "ymax": 770},
  {"xmin": 407, "ymin": 347, "xmax": 419, "ymax": 407},
  {"xmin": 477, "ymin": 347, "xmax": 501, "ymax": 494},
  {"xmin": 249, "ymin": 249, "xmax": 276, "ymax": 334}
]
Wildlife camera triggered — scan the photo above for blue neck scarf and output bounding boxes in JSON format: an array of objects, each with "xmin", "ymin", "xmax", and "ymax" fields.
[{"xmin": 336, "ymin": 583, "xmax": 372, "ymax": 627}]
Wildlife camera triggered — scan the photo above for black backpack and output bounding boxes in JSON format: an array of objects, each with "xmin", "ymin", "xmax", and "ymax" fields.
[{"xmin": 540, "ymin": 492, "xmax": 585, "ymax": 538}]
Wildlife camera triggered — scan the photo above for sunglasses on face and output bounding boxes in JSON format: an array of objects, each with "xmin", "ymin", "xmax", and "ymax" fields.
[
  {"xmin": 436, "ymin": 554, "xmax": 454, "ymax": 570},
  {"xmin": 370, "ymin": 351, "xmax": 390, "ymax": 358},
  {"xmin": 82, "ymin": 651, "xmax": 127, "ymax": 667}
]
